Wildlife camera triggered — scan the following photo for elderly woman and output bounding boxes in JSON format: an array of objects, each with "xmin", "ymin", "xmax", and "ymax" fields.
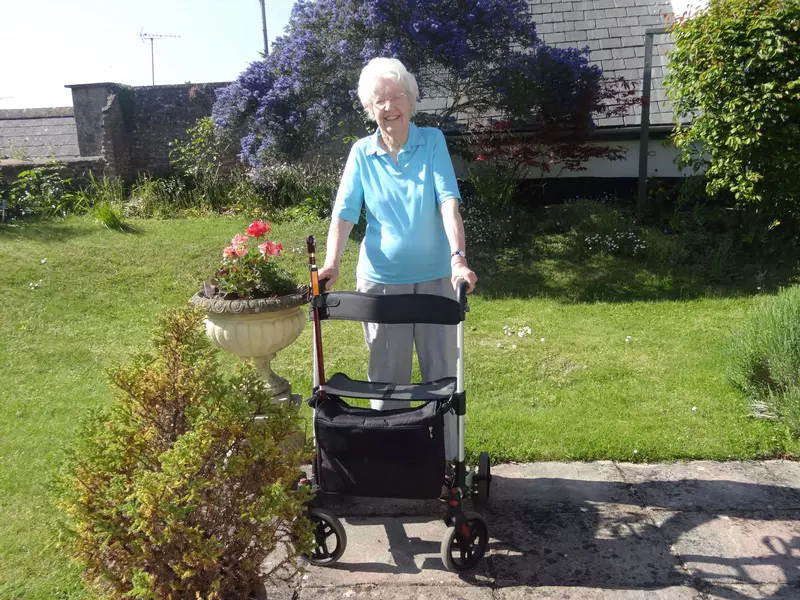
[{"xmin": 319, "ymin": 58, "xmax": 477, "ymax": 455}]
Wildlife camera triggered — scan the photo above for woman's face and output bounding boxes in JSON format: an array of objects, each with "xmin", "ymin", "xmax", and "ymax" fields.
[{"xmin": 372, "ymin": 78, "xmax": 412, "ymax": 140}]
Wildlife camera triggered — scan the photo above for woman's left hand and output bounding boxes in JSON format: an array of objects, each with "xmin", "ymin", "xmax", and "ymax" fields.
[{"xmin": 451, "ymin": 263, "xmax": 477, "ymax": 293}]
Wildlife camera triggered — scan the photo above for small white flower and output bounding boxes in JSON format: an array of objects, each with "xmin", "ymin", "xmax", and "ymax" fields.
[
  {"xmin": 692, "ymin": 406, "xmax": 697, "ymax": 411},
  {"xmin": 540, "ymin": 337, "xmax": 545, "ymax": 342},
  {"xmin": 518, "ymin": 331, "xmax": 524, "ymax": 338},
  {"xmin": 512, "ymin": 344, "xmax": 517, "ymax": 349},
  {"xmin": 633, "ymin": 449, "xmax": 638, "ymax": 454},
  {"xmin": 497, "ymin": 343, "xmax": 502, "ymax": 348},
  {"xmin": 40, "ymin": 258, "xmax": 47, "ymax": 264}
]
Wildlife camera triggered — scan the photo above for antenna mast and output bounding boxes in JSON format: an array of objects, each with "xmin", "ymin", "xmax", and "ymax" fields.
[
  {"xmin": 258, "ymin": 0, "xmax": 269, "ymax": 56},
  {"xmin": 139, "ymin": 29, "xmax": 181, "ymax": 86}
]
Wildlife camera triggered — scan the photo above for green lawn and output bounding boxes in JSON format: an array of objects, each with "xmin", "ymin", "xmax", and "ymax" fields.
[{"xmin": 1, "ymin": 215, "xmax": 797, "ymax": 598}]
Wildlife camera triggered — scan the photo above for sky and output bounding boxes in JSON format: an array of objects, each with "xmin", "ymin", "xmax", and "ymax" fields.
[
  {"xmin": 0, "ymin": 0, "xmax": 297, "ymax": 109},
  {"xmin": 1, "ymin": 0, "xmax": 704, "ymax": 111}
]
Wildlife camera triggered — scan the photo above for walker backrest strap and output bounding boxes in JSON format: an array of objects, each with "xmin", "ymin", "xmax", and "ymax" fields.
[{"xmin": 311, "ymin": 291, "xmax": 464, "ymax": 325}]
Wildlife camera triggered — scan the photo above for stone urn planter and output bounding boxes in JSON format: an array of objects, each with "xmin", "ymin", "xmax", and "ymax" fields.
[{"xmin": 191, "ymin": 288, "xmax": 308, "ymax": 405}]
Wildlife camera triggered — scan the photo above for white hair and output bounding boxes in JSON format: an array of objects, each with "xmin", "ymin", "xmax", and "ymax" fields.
[{"xmin": 357, "ymin": 57, "xmax": 419, "ymax": 121}]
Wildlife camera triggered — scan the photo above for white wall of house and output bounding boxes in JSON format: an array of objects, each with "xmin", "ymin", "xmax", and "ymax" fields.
[
  {"xmin": 545, "ymin": 138, "xmax": 695, "ymax": 179},
  {"xmin": 451, "ymin": 138, "xmax": 695, "ymax": 180}
]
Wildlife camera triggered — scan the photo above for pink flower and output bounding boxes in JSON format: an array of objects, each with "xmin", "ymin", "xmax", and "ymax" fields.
[
  {"xmin": 258, "ymin": 240, "xmax": 283, "ymax": 257},
  {"xmin": 223, "ymin": 245, "xmax": 247, "ymax": 259},
  {"xmin": 246, "ymin": 220, "xmax": 271, "ymax": 238},
  {"xmin": 476, "ymin": 154, "xmax": 488, "ymax": 162},
  {"xmin": 231, "ymin": 233, "xmax": 249, "ymax": 247}
]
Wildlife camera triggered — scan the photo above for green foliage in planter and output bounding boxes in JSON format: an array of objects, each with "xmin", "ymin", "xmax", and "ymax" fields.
[
  {"xmin": 727, "ymin": 285, "xmax": 800, "ymax": 437},
  {"xmin": 665, "ymin": 0, "xmax": 800, "ymax": 214},
  {"xmin": 57, "ymin": 306, "xmax": 312, "ymax": 599}
]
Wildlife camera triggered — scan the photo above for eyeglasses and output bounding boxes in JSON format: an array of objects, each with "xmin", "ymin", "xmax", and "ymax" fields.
[{"xmin": 372, "ymin": 93, "xmax": 409, "ymax": 110}]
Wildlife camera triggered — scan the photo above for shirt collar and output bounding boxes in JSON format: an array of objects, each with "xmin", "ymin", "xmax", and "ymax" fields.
[{"xmin": 367, "ymin": 122, "xmax": 424, "ymax": 156}]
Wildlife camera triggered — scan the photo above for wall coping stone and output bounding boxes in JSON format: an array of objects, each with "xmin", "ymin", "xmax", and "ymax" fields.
[{"xmin": 0, "ymin": 108, "xmax": 74, "ymax": 119}]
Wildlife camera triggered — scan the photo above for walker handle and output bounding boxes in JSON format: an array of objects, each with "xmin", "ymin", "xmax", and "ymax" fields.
[{"xmin": 456, "ymin": 279, "xmax": 469, "ymax": 312}]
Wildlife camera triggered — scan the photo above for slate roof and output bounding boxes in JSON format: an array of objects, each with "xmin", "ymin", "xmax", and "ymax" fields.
[
  {"xmin": 0, "ymin": 108, "xmax": 80, "ymax": 160},
  {"xmin": 529, "ymin": 0, "xmax": 676, "ymax": 127}
]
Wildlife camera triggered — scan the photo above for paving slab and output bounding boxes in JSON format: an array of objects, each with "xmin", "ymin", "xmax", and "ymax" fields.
[
  {"xmin": 701, "ymin": 583, "xmax": 800, "ymax": 599},
  {"xmin": 281, "ymin": 461, "xmax": 800, "ymax": 600},
  {"xmin": 617, "ymin": 462, "xmax": 800, "ymax": 511},
  {"xmin": 495, "ymin": 586, "xmax": 701, "ymax": 599},
  {"xmin": 488, "ymin": 507, "xmax": 686, "ymax": 588},
  {"xmin": 762, "ymin": 460, "xmax": 800, "ymax": 504},
  {"xmin": 650, "ymin": 510, "xmax": 800, "ymax": 586},
  {"xmin": 298, "ymin": 584, "xmax": 494, "ymax": 599},
  {"xmin": 489, "ymin": 462, "xmax": 640, "ymax": 512},
  {"xmin": 300, "ymin": 516, "xmax": 492, "ymax": 586}
]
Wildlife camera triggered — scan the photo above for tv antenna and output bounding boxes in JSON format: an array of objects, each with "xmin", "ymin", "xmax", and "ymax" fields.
[{"xmin": 140, "ymin": 29, "xmax": 181, "ymax": 86}]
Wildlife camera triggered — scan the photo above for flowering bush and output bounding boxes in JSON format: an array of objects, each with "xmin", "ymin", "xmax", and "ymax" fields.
[
  {"xmin": 212, "ymin": 0, "xmax": 638, "ymax": 164},
  {"xmin": 204, "ymin": 220, "xmax": 299, "ymax": 299}
]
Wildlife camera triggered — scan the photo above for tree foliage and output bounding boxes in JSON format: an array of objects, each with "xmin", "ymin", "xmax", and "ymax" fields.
[
  {"xmin": 665, "ymin": 0, "xmax": 800, "ymax": 212},
  {"xmin": 213, "ymin": 0, "xmax": 638, "ymax": 165}
]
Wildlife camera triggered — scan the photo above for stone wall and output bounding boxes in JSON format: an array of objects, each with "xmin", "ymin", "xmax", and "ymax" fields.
[
  {"xmin": 0, "ymin": 157, "xmax": 104, "ymax": 184},
  {"xmin": 67, "ymin": 81, "xmax": 233, "ymax": 182}
]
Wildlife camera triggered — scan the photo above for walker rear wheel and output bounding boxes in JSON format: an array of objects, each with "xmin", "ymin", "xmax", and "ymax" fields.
[
  {"xmin": 441, "ymin": 511, "xmax": 488, "ymax": 573},
  {"xmin": 304, "ymin": 509, "xmax": 347, "ymax": 566}
]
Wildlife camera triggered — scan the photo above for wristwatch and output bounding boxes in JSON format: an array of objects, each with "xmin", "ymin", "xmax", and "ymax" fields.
[{"xmin": 451, "ymin": 250, "xmax": 466, "ymax": 260}]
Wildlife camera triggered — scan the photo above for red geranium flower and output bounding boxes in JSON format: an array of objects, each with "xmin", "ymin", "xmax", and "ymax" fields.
[{"xmin": 245, "ymin": 220, "xmax": 271, "ymax": 238}]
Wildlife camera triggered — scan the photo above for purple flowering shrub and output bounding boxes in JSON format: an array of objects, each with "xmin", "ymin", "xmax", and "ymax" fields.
[{"xmin": 213, "ymin": 0, "xmax": 638, "ymax": 166}]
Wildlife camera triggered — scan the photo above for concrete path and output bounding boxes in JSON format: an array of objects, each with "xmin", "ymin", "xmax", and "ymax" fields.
[{"xmin": 271, "ymin": 461, "xmax": 800, "ymax": 599}]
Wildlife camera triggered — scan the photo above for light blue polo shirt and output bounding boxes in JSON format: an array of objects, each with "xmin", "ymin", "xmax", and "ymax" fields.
[{"xmin": 332, "ymin": 123, "xmax": 461, "ymax": 284}]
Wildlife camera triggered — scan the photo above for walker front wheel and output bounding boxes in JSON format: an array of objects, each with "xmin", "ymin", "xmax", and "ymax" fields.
[
  {"xmin": 304, "ymin": 509, "xmax": 347, "ymax": 566},
  {"xmin": 441, "ymin": 511, "xmax": 488, "ymax": 573}
]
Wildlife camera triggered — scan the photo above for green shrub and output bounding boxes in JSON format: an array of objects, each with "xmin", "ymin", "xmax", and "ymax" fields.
[
  {"xmin": 728, "ymin": 285, "xmax": 800, "ymax": 435},
  {"xmin": 57, "ymin": 307, "xmax": 312, "ymax": 599},
  {"xmin": 8, "ymin": 163, "xmax": 80, "ymax": 217},
  {"xmin": 75, "ymin": 172, "xmax": 125, "ymax": 209},
  {"xmin": 170, "ymin": 117, "xmax": 233, "ymax": 187},
  {"xmin": 461, "ymin": 161, "xmax": 531, "ymax": 250},
  {"xmin": 665, "ymin": 0, "xmax": 800, "ymax": 213},
  {"xmin": 254, "ymin": 160, "xmax": 341, "ymax": 216}
]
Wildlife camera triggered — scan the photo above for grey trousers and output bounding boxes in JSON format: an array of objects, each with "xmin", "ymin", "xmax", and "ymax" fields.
[{"xmin": 356, "ymin": 276, "xmax": 458, "ymax": 459}]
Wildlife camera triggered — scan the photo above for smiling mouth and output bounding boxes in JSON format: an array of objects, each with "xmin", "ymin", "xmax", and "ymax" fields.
[{"xmin": 384, "ymin": 115, "xmax": 400, "ymax": 121}]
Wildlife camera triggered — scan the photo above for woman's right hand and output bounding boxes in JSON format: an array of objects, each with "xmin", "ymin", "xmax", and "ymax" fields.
[{"xmin": 318, "ymin": 263, "xmax": 339, "ymax": 290}]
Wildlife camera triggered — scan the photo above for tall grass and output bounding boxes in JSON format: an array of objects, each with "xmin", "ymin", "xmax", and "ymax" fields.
[{"xmin": 727, "ymin": 284, "xmax": 800, "ymax": 434}]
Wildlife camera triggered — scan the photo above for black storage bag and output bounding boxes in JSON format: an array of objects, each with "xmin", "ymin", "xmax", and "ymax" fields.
[{"xmin": 313, "ymin": 395, "xmax": 446, "ymax": 499}]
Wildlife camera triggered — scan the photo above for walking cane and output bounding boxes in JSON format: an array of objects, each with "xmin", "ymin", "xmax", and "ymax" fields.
[{"xmin": 306, "ymin": 236, "xmax": 327, "ymax": 400}]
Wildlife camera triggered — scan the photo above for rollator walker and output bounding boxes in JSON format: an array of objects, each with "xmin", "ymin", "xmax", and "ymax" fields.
[{"xmin": 300, "ymin": 236, "xmax": 492, "ymax": 573}]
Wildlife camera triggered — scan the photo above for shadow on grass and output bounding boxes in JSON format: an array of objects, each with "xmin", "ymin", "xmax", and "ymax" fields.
[
  {"xmin": 0, "ymin": 218, "xmax": 101, "ymax": 242},
  {"xmin": 472, "ymin": 235, "xmax": 800, "ymax": 304}
]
